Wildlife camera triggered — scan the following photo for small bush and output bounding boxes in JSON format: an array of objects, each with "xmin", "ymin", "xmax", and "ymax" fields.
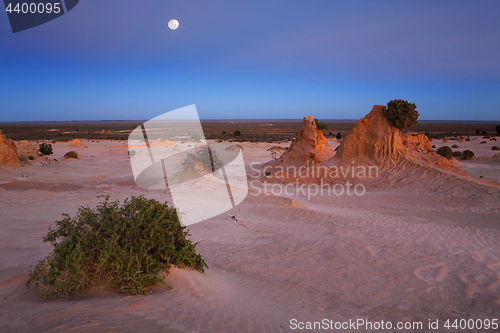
[
  {"xmin": 233, "ymin": 130, "xmax": 241, "ymax": 136},
  {"xmin": 475, "ymin": 129, "xmax": 481, "ymax": 135},
  {"xmin": 384, "ymin": 99, "xmax": 419, "ymax": 130},
  {"xmin": 453, "ymin": 151, "xmax": 463, "ymax": 158},
  {"xmin": 222, "ymin": 131, "xmax": 226, "ymax": 134},
  {"xmin": 63, "ymin": 151, "xmax": 79, "ymax": 159},
  {"xmin": 336, "ymin": 132, "xmax": 342, "ymax": 140},
  {"xmin": 314, "ymin": 119, "xmax": 328, "ymax": 131},
  {"xmin": 436, "ymin": 146, "xmax": 453, "ymax": 159},
  {"xmin": 480, "ymin": 141, "xmax": 487, "ymax": 144},
  {"xmin": 39, "ymin": 143, "xmax": 53, "ymax": 156},
  {"xmin": 492, "ymin": 146, "xmax": 500, "ymax": 151},
  {"xmin": 432, "ymin": 145, "xmax": 436, "ymax": 148},
  {"xmin": 452, "ymin": 144, "xmax": 459, "ymax": 148},
  {"xmin": 496, "ymin": 124, "xmax": 500, "ymax": 135},
  {"xmin": 462, "ymin": 150, "xmax": 475, "ymax": 160},
  {"xmin": 26, "ymin": 196, "xmax": 207, "ymax": 298}
]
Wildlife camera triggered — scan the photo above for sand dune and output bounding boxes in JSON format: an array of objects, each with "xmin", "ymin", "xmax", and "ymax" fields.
[{"xmin": 0, "ymin": 138, "xmax": 499, "ymax": 332}]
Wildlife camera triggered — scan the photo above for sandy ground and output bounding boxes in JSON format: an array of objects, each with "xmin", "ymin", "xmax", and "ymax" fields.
[{"xmin": 0, "ymin": 138, "xmax": 499, "ymax": 332}]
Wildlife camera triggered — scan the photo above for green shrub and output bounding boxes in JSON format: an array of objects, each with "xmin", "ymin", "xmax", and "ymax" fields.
[
  {"xmin": 384, "ymin": 99, "xmax": 419, "ymax": 130},
  {"xmin": 336, "ymin": 132, "xmax": 342, "ymax": 140},
  {"xmin": 452, "ymin": 144, "xmax": 459, "ymax": 148},
  {"xmin": 492, "ymin": 146, "xmax": 500, "ymax": 151},
  {"xmin": 63, "ymin": 151, "xmax": 79, "ymax": 159},
  {"xmin": 462, "ymin": 150, "xmax": 475, "ymax": 160},
  {"xmin": 436, "ymin": 146, "xmax": 453, "ymax": 159},
  {"xmin": 39, "ymin": 143, "xmax": 53, "ymax": 156},
  {"xmin": 233, "ymin": 130, "xmax": 241, "ymax": 136},
  {"xmin": 222, "ymin": 131, "xmax": 226, "ymax": 134},
  {"xmin": 26, "ymin": 196, "xmax": 207, "ymax": 298},
  {"xmin": 314, "ymin": 119, "xmax": 328, "ymax": 131}
]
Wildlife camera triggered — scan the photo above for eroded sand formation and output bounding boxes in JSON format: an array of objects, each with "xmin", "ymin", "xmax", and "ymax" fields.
[
  {"xmin": 335, "ymin": 105, "xmax": 407, "ymax": 162},
  {"xmin": 69, "ymin": 138, "xmax": 85, "ymax": 148},
  {"xmin": 16, "ymin": 141, "xmax": 40, "ymax": 160},
  {"xmin": 270, "ymin": 116, "xmax": 333, "ymax": 166},
  {"xmin": 0, "ymin": 130, "xmax": 20, "ymax": 167}
]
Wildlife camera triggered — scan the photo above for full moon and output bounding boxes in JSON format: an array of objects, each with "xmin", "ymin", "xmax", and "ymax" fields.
[{"xmin": 168, "ymin": 19, "xmax": 179, "ymax": 30}]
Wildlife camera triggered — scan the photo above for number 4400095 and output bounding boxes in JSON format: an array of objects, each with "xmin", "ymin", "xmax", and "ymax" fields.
[
  {"xmin": 5, "ymin": 2, "xmax": 61, "ymax": 14},
  {"xmin": 444, "ymin": 318, "xmax": 498, "ymax": 330}
]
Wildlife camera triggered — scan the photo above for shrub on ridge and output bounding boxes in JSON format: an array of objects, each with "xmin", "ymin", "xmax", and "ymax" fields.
[
  {"xmin": 384, "ymin": 99, "xmax": 419, "ymax": 130},
  {"xmin": 436, "ymin": 146, "xmax": 453, "ymax": 160}
]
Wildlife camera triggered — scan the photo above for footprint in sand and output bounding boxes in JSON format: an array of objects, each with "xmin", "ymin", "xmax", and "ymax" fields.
[
  {"xmin": 459, "ymin": 273, "xmax": 483, "ymax": 298},
  {"xmin": 364, "ymin": 245, "xmax": 378, "ymax": 258},
  {"xmin": 413, "ymin": 262, "xmax": 450, "ymax": 283}
]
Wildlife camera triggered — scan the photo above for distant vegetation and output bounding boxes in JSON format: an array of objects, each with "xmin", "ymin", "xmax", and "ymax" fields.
[
  {"xmin": 26, "ymin": 196, "xmax": 207, "ymax": 298},
  {"xmin": 462, "ymin": 150, "xmax": 475, "ymax": 160},
  {"xmin": 496, "ymin": 124, "xmax": 500, "ymax": 135},
  {"xmin": 314, "ymin": 119, "xmax": 328, "ymax": 131},
  {"xmin": 436, "ymin": 146, "xmax": 453, "ymax": 159},
  {"xmin": 384, "ymin": 99, "xmax": 419, "ymax": 131},
  {"xmin": 336, "ymin": 132, "xmax": 342, "ymax": 140},
  {"xmin": 234, "ymin": 130, "xmax": 241, "ymax": 136},
  {"xmin": 39, "ymin": 143, "xmax": 53, "ymax": 156}
]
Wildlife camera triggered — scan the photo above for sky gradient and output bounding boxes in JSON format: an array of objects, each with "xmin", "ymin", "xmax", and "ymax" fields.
[{"xmin": 1, "ymin": 0, "xmax": 499, "ymax": 121}]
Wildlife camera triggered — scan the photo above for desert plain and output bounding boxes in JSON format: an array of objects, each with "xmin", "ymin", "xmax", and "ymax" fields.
[{"xmin": 0, "ymin": 111, "xmax": 499, "ymax": 332}]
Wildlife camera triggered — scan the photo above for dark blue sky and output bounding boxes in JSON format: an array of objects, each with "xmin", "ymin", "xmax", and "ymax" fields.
[{"xmin": 1, "ymin": 0, "xmax": 499, "ymax": 121}]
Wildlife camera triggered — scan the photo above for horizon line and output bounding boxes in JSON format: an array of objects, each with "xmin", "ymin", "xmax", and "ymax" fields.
[{"xmin": 1, "ymin": 119, "xmax": 499, "ymax": 123}]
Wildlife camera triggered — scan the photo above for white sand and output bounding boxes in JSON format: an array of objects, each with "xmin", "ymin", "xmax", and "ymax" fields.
[{"xmin": 0, "ymin": 139, "xmax": 499, "ymax": 332}]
